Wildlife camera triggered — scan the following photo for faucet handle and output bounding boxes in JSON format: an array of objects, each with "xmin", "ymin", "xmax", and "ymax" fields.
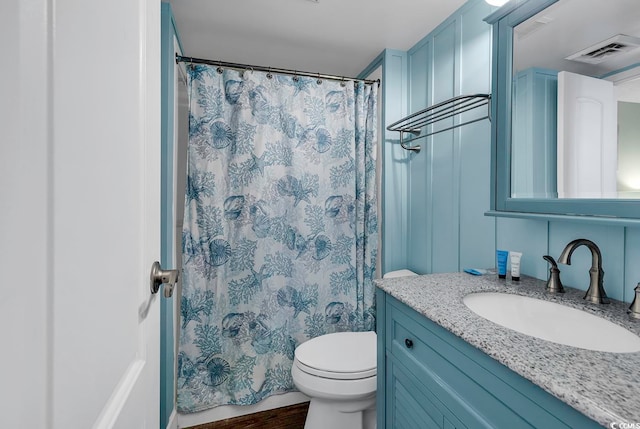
[
  {"xmin": 543, "ymin": 255, "xmax": 565, "ymax": 293},
  {"xmin": 628, "ymin": 284, "xmax": 640, "ymax": 320}
]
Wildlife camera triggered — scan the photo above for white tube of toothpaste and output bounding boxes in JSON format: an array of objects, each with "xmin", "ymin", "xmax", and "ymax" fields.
[{"xmin": 510, "ymin": 251, "xmax": 522, "ymax": 281}]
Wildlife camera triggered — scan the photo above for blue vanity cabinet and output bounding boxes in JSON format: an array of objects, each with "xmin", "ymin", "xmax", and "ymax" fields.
[
  {"xmin": 376, "ymin": 289, "xmax": 602, "ymax": 429},
  {"xmin": 511, "ymin": 68, "xmax": 558, "ymax": 199}
]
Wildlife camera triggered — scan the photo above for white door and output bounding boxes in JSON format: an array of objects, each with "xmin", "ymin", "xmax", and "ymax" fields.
[
  {"xmin": 1, "ymin": 0, "xmax": 162, "ymax": 428},
  {"xmin": 557, "ymin": 71, "xmax": 617, "ymax": 198}
]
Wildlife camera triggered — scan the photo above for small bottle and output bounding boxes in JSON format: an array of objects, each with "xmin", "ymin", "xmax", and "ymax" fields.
[
  {"xmin": 496, "ymin": 250, "xmax": 508, "ymax": 279},
  {"xmin": 510, "ymin": 252, "xmax": 522, "ymax": 281}
]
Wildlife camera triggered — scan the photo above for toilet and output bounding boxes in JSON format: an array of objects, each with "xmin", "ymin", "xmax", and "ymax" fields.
[
  {"xmin": 382, "ymin": 269, "xmax": 418, "ymax": 279},
  {"xmin": 292, "ymin": 269, "xmax": 417, "ymax": 429},
  {"xmin": 292, "ymin": 331, "xmax": 378, "ymax": 429}
]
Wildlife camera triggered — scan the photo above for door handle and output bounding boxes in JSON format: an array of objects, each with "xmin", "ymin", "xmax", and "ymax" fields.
[{"xmin": 150, "ymin": 261, "xmax": 179, "ymax": 297}]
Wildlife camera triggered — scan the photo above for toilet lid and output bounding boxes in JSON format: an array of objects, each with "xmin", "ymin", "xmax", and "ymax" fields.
[{"xmin": 294, "ymin": 331, "xmax": 377, "ymax": 380}]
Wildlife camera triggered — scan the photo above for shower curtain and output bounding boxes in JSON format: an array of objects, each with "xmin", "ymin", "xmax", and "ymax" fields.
[{"xmin": 177, "ymin": 63, "xmax": 378, "ymax": 412}]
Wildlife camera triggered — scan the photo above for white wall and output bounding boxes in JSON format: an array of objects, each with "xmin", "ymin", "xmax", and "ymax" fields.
[{"xmin": 1, "ymin": 1, "xmax": 50, "ymax": 427}]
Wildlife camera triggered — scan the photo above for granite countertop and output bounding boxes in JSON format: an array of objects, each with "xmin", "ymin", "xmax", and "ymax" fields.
[{"xmin": 374, "ymin": 272, "xmax": 640, "ymax": 427}]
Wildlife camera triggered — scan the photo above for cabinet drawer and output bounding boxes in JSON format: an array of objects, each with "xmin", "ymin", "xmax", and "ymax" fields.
[{"xmin": 385, "ymin": 296, "xmax": 599, "ymax": 429}]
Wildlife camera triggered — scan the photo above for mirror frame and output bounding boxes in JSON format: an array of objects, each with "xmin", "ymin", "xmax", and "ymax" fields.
[{"xmin": 485, "ymin": 0, "xmax": 640, "ymax": 221}]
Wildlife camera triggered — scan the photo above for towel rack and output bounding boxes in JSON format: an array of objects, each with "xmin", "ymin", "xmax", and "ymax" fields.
[{"xmin": 387, "ymin": 94, "xmax": 491, "ymax": 153}]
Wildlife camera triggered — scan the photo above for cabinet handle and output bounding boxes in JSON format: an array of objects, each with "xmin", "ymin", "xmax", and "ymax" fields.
[{"xmin": 405, "ymin": 338, "xmax": 413, "ymax": 349}]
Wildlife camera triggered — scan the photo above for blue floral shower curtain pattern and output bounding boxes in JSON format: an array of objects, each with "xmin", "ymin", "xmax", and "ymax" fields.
[{"xmin": 177, "ymin": 63, "xmax": 378, "ymax": 412}]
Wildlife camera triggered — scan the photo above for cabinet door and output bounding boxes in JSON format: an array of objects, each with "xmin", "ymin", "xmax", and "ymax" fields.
[
  {"xmin": 387, "ymin": 356, "xmax": 466, "ymax": 429},
  {"xmin": 384, "ymin": 295, "xmax": 602, "ymax": 429}
]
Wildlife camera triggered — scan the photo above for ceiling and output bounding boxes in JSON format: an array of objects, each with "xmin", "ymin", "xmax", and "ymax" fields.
[
  {"xmin": 513, "ymin": 0, "xmax": 640, "ymax": 78},
  {"xmin": 169, "ymin": 0, "xmax": 467, "ymax": 79}
]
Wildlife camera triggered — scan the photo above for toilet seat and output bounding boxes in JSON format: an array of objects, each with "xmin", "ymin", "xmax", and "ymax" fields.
[
  {"xmin": 294, "ymin": 331, "xmax": 376, "ymax": 380},
  {"xmin": 295, "ymin": 358, "xmax": 376, "ymax": 380}
]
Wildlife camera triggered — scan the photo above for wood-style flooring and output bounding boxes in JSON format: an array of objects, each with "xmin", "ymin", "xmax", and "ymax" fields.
[{"xmin": 184, "ymin": 402, "xmax": 309, "ymax": 429}]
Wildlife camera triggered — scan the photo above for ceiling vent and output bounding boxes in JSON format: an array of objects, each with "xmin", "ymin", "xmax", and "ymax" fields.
[
  {"xmin": 515, "ymin": 16, "xmax": 553, "ymax": 40},
  {"xmin": 566, "ymin": 34, "xmax": 640, "ymax": 64}
]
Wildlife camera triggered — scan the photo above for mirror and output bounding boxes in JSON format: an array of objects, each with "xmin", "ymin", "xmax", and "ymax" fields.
[
  {"xmin": 486, "ymin": 0, "xmax": 640, "ymax": 220},
  {"xmin": 511, "ymin": 0, "xmax": 640, "ymax": 200}
]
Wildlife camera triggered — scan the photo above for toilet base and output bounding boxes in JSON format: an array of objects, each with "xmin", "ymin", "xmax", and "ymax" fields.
[{"xmin": 304, "ymin": 395, "xmax": 376, "ymax": 429}]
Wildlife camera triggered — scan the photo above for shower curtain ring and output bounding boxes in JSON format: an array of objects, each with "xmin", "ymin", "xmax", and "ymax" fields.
[
  {"xmin": 266, "ymin": 67, "xmax": 273, "ymax": 79},
  {"xmin": 216, "ymin": 61, "xmax": 223, "ymax": 74},
  {"xmin": 340, "ymin": 77, "xmax": 346, "ymax": 87},
  {"xmin": 316, "ymin": 73, "xmax": 322, "ymax": 85}
]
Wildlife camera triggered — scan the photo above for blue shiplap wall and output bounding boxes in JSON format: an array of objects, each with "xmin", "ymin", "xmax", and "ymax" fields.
[
  {"xmin": 402, "ymin": 0, "xmax": 496, "ymax": 275},
  {"xmin": 498, "ymin": 219, "xmax": 640, "ymax": 303},
  {"xmin": 388, "ymin": 0, "xmax": 640, "ymax": 304},
  {"xmin": 361, "ymin": 50, "xmax": 410, "ymax": 276}
]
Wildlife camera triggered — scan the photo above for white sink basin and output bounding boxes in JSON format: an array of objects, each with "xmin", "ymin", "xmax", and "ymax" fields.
[{"xmin": 463, "ymin": 292, "xmax": 640, "ymax": 353}]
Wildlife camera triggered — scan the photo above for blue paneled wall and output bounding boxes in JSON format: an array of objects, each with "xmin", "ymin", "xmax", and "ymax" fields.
[
  {"xmin": 402, "ymin": 0, "xmax": 496, "ymax": 275},
  {"xmin": 378, "ymin": 0, "xmax": 640, "ymax": 303},
  {"xmin": 498, "ymin": 219, "xmax": 640, "ymax": 303},
  {"xmin": 361, "ymin": 50, "xmax": 410, "ymax": 276}
]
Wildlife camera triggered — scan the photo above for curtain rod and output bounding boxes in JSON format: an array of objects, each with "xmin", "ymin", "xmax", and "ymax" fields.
[{"xmin": 175, "ymin": 55, "xmax": 380, "ymax": 86}]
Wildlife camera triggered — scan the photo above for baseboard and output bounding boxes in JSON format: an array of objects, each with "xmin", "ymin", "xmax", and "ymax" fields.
[{"xmin": 166, "ymin": 409, "xmax": 178, "ymax": 429}]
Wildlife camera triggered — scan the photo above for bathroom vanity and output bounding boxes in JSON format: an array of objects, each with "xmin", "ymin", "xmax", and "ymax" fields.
[{"xmin": 375, "ymin": 273, "xmax": 640, "ymax": 428}]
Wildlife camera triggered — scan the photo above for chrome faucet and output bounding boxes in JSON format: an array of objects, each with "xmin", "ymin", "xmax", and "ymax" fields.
[{"xmin": 558, "ymin": 239, "xmax": 609, "ymax": 304}]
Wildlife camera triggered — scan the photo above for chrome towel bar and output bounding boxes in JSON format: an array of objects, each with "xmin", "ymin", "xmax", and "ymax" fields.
[{"xmin": 387, "ymin": 94, "xmax": 491, "ymax": 152}]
